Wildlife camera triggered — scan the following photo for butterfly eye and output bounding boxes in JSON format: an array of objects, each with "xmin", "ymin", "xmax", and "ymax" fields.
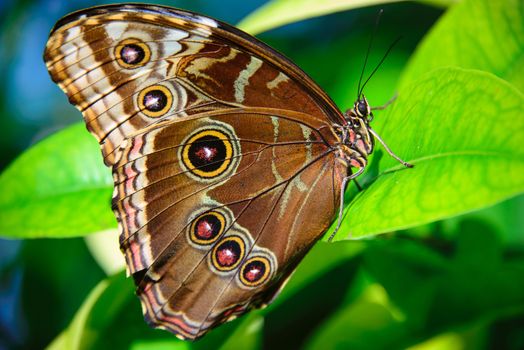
[
  {"xmin": 211, "ymin": 236, "xmax": 245, "ymax": 272},
  {"xmin": 181, "ymin": 129, "xmax": 234, "ymax": 179},
  {"xmin": 138, "ymin": 84, "xmax": 173, "ymax": 117},
  {"xmin": 357, "ymin": 100, "xmax": 369, "ymax": 117},
  {"xmin": 115, "ymin": 38, "xmax": 151, "ymax": 68},
  {"xmin": 239, "ymin": 257, "xmax": 271, "ymax": 288},
  {"xmin": 189, "ymin": 211, "xmax": 226, "ymax": 245}
]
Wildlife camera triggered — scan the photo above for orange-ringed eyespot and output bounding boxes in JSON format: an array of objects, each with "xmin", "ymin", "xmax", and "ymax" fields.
[
  {"xmin": 115, "ymin": 38, "xmax": 151, "ymax": 68},
  {"xmin": 182, "ymin": 129, "xmax": 233, "ymax": 178},
  {"xmin": 239, "ymin": 257, "xmax": 271, "ymax": 287},
  {"xmin": 138, "ymin": 85, "xmax": 173, "ymax": 117},
  {"xmin": 189, "ymin": 211, "xmax": 225, "ymax": 245},
  {"xmin": 211, "ymin": 236, "xmax": 245, "ymax": 272}
]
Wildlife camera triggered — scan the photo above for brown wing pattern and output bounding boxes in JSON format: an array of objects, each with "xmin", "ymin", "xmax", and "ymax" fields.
[
  {"xmin": 44, "ymin": 4, "xmax": 344, "ymax": 165},
  {"xmin": 112, "ymin": 109, "xmax": 346, "ymax": 339},
  {"xmin": 44, "ymin": 4, "xmax": 348, "ymax": 340}
]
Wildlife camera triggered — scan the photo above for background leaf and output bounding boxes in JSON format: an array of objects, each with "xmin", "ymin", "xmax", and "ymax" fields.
[
  {"xmin": 14, "ymin": 238, "xmax": 105, "ymax": 349},
  {"xmin": 46, "ymin": 272, "xmax": 137, "ymax": 350},
  {"xmin": 306, "ymin": 286, "xmax": 407, "ymax": 350},
  {"xmin": 84, "ymin": 229, "xmax": 125, "ymax": 275},
  {"xmin": 309, "ymin": 222, "xmax": 524, "ymax": 349},
  {"xmin": 400, "ymin": 0, "xmax": 524, "ymax": 92},
  {"xmin": 332, "ymin": 67, "xmax": 524, "ymax": 239},
  {"xmin": 238, "ymin": 0, "xmax": 409, "ymax": 35},
  {"xmin": 216, "ymin": 314, "xmax": 263, "ymax": 350},
  {"xmin": 47, "ymin": 275, "xmax": 116, "ymax": 350},
  {"xmin": 270, "ymin": 241, "xmax": 364, "ymax": 307},
  {"xmin": 443, "ymin": 194, "xmax": 524, "ymax": 244},
  {"xmin": 46, "ymin": 240, "xmax": 362, "ymax": 349},
  {"xmin": 0, "ymin": 123, "xmax": 113, "ymax": 238}
]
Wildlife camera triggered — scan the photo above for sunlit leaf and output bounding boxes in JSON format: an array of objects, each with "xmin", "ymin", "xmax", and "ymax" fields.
[
  {"xmin": 331, "ymin": 68, "xmax": 524, "ymax": 239},
  {"xmin": 400, "ymin": 0, "xmax": 524, "ymax": 92},
  {"xmin": 84, "ymin": 229, "xmax": 125, "ymax": 275},
  {"xmin": 0, "ymin": 123, "xmax": 113, "ymax": 238},
  {"xmin": 45, "ymin": 272, "xmax": 178, "ymax": 350},
  {"xmin": 306, "ymin": 285, "xmax": 406, "ymax": 350},
  {"xmin": 46, "ymin": 273, "xmax": 130, "ymax": 350},
  {"xmin": 217, "ymin": 314, "xmax": 264, "ymax": 350},
  {"xmin": 238, "ymin": 0, "xmax": 409, "ymax": 35}
]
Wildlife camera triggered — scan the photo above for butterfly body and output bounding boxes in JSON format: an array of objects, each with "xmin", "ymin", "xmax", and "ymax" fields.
[{"xmin": 45, "ymin": 4, "xmax": 405, "ymax": 340}]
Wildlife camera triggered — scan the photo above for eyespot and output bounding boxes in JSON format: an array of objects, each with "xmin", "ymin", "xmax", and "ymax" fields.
[
  {"xmin": 211, "ymin": 236, "xmax": 245, "ymax": 272},
  {"xmin": 138, "ymin": 85, "xmax": 173, "ymax": 117},
  {"xmin": 239, "ymin": 256, "xmax": 271, "ymax": 288},
  {"xmin": 189, "ymin": 211, "xmax": 225, "ymax": 245},
  {"xmin": 181, "ymin": 129, "xmax": 233, "ymax": 178},
  {"xmin": 115, "ymin": 38, "xmax": 151, "ymax": 68}
]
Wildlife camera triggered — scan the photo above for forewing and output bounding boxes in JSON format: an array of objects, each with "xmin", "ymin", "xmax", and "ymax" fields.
[{"xmin": 44, "ymin": 4, "xmax": 344, "ymax": 165}]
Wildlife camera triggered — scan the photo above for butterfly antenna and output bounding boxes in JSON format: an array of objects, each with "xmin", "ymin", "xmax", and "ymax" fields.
[
  {"xmin": 359, "ymin": 35, "xmax": 402, "ymax": 95},
  {"xmin": 357, "ymin": 9, "xmax": 384, "ymax": 99}
]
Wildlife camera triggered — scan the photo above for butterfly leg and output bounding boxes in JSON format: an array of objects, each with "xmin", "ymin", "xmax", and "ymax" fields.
[
  {"xmin": 371, "ymin": 92, "xmax": 397, "ymax": 111},
  {"xmin": 369, "ymin": 128, "xmax": 413, "ymax": 168},
  {"xmin": 328, "ymin": 167, "xmax": 365, "ymax": 242}
]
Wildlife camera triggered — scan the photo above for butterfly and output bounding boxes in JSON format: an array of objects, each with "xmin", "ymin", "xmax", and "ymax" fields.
[{"xmin": 44, "ymin": 4, "xmax": 412, "ymax": 340}]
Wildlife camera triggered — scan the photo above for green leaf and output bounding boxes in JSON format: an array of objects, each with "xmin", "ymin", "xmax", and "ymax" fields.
[
  {"xmin": 306, "ymin": 285, "xmax": 407, "ymax": 350},
  {"xmin": 364, "ymin": 228, "xmax": 524, "ymax": 335},
  {"xmin": 49, "ymin": 241, "xmax": 361, "ymax": 350},
  {"xmin": 20, "ymin": 238, "xmax": 106, "ymax": 349},
  {"xmin": 332, "ymin": 67, "xmax": 524, "ymax": 239},
  {"xmin": 272, "ymin": 241, "xmax": 364, "ymax": 307},
  {"xmin": 46, "ymin": 272, "xmax": 133, "ymax": 350},
  {"xmin": 400, "ymin": 0, "xmax": 524, "ymax": 92},
  {"xmin": 0, "ymin": 123, "xmax": 113, "ymax": 238},
  {"xmin": 362, "ymin": 238, "xmax": 449, "ymax": 326},
  {"xmin": 84, "ymin": 229, "xmax": 125, "ymax": 275},
  {"xmin": 442, "ymin": 194, "xmax": 524, "ymax": 244},
  {"xmin": 129, "ymin": 340, "xmax": 190, "ymax": 350},
  {"xmin": 46, "ymin": 272, "xmax": 189, "ymax": 350},
  {"xmin": 237, "ymin": 0, "xmax": 409, "ymax": 35},
  {"xmin": 47, "ymin": 271, "xmax": 262, "ymax": 350},
  {"xmin": 310, "ymin": 224, "xmax": 524, "ymax": 349},
  {"xmin": 217, "ymin": 314, "xmax": 263, "ymax": 350},
  {"xmin": 406, "ymin": 333, "xmax": 468, "ymax": 350},
  {"xmin": 421, "ymin": 0, "xmax": 460, "ymax": 8}
]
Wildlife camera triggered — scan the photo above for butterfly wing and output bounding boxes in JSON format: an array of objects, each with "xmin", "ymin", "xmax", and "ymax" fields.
[
  {"xmin": 44, "ymin": 4, "xmax": 348, "ymax": 340},
  {"xmin": 44, "ymin": 4, "xmax": 344, "ymax": 165},
  {"xmin": 115, "ymin": 108, "xmax": 346, "ymax": 339}
]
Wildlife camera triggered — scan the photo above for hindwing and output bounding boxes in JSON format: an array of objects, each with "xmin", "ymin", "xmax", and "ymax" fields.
[
  {"xmin": 114, "ymin": 108, "xmax": 345, "ymax": 339},
  {"xmin": 44, "ymin": 4, "xmax": 349, "ymax": 340}
]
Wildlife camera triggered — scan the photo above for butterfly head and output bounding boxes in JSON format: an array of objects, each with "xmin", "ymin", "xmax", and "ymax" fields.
[
  {"xmin": 354, "ymin": 95, "xmax": 372, "ymax": 121},
  {"xmin": 341, "ymin": 94, "xmax": 413, "ymax": 171},
  {"xmin": 340, "ymin": 95, "xmax": 375, "ymax": 159}
]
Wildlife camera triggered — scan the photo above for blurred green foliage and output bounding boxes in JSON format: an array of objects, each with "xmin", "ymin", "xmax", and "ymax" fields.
[{"xmin": 0, "ymin": 0, "xmax": 523, "ymax": 349}]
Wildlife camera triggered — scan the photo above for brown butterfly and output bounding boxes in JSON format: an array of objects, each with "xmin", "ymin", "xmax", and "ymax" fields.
[{"xmin": 44, "ymin": 4, "xmax": 411, "ymax": 340}]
